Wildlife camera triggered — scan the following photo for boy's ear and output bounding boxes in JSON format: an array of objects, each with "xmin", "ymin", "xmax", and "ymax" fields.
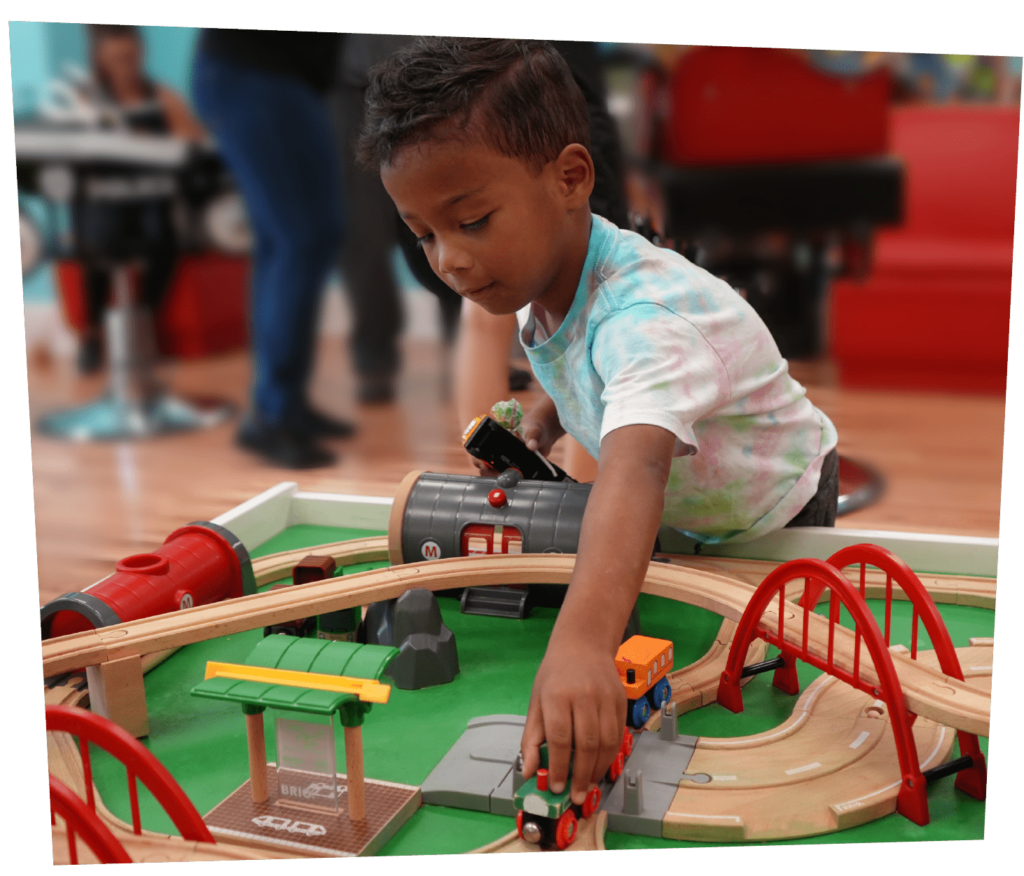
[{"xmin": 554, "ymin": 144, "xmax": 595, "ymax": 209}]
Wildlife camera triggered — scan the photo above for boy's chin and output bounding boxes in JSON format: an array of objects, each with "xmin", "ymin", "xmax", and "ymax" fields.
[{"xmin": 476, "ymin": 301, "xmax": 520, "ymax": 317}]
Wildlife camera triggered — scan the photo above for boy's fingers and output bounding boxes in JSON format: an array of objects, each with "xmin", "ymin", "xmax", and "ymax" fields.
[
  {"xmin": 542, "ymin": 699, "xmax": 573, "ymax": 794},
  {"xmin": 468, "ymin": 456, "xmax": 497, "ymax": 476},
  {"xmin": 569, "ymin": 707, "xmax": 601, "ymax": 805},
  {"xmin": 520, "ymin": 701, "xmax": 546, "ymax": 780},
  {"xmin": 594, "ymin": 704, "xmax": 625, "ymax": 788},
  {"xmin": 521, "ymin": 422, "xmax": 543, "ymax": 453}
]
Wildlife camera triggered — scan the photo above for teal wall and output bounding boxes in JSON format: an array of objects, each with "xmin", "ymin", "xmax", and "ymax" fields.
[{"xmin": 9, "ymin": 23, "xmax": 50, "ymax": 115}]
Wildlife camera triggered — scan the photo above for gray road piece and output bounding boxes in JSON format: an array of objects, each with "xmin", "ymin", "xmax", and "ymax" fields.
[
  {"xmin": 422, "ymin": 712, "xmax": 702, "ymax": 833},
  {"xmin": 603, "ymin": 729, "xmax": 701, "ymax": 837},
  {"xmin": 421, "ymin": 714, "xmax": 625, "ymax": 819},
  {"xmin": 421, "ymin": 715, "xmax": 525, "ymax": 814}
]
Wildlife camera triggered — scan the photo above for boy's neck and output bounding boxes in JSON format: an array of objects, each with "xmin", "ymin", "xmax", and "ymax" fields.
[{"xmin": 532, "ymin": 208, "xmax": 593, "ymax": 334}]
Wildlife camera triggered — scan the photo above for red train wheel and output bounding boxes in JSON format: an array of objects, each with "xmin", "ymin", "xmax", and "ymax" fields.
[
  {"xmin": 555, "ymin": 809, "xmax": 578, "ymax": 849},
  {"xmin": 516, "ymin": 809, "xmax": 524, "ymax": 840},
  {"xmin": 622, "ymin": 728, "xmax": 634, "ymax": 758},
  {"xmin": 581, "ymin": 786, "xmax": 601, "ymax": 819},
  {"xmin": 607, "ymin": 751, "xmax": 623, "ymax": 782}
]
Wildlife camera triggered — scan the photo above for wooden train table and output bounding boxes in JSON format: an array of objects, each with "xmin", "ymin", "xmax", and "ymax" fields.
[{"xmin": 40, "ymin": 480, "xmax": 1000, "ymax": 861}]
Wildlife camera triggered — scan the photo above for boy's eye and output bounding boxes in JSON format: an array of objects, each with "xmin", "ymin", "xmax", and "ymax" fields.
[
  {"xmin": 461, "ymin": 214, "xmax": 490, "ymax": 232},
  {"xmin": 415, "ymin": 233, "xmax": 434, "ymax": 249}
]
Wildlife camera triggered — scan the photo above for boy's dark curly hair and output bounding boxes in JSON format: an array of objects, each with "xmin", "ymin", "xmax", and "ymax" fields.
[{"xmin": 357, "ymin": 37, "xmax": 591, "ymax": 171}]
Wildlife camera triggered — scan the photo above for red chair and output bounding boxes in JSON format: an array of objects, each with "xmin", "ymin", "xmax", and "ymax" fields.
[
  {"xmin": 660, "ymin": 46, "xmax": 891, "ymax": 165},
  {"xmin": 830, "ymin": 106, "xmax": 1018, "ymax": 392}
]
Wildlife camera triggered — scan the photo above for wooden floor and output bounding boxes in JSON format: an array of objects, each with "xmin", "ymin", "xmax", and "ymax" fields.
[{"xmin": 27, "ymin": 335, "xmax": 1006, "ymax": 605}]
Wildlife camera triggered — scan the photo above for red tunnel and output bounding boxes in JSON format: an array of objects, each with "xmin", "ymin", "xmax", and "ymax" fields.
[{"xmin": 41, "ymin": 521, "xmax": 256, "ymax": 640}]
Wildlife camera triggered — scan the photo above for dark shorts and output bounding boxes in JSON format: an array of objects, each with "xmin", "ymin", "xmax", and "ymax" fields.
[{"xmin": 784, "ymin": 448, "xmax": 839, "ymax": 528}]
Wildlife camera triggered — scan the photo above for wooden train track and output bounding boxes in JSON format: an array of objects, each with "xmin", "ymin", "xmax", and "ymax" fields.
[
  {"xmin": 41, "ymin": 554, "xmax": 992, "ymax": 736},
  {"xmin": 471, "ymin": 812, "xmax": 608, "ymax": 853}
]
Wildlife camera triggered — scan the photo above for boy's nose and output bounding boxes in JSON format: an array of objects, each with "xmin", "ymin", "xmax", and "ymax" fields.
[{"xmin": 436, "ymin": 239, "xmax": 472, "ymax": 276}]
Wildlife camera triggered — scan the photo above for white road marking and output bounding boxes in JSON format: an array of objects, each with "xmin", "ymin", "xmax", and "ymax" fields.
[
  {"xmin": 849, "ymin": 731, "xmax": 871, "ymax": 749},
  {"xmin": 834, "ymin": 727, "xmax": 948, "ymax": 812},
  {"xmin": 785, "ymin": 761, "xmax": 822, "ymax": 775}
]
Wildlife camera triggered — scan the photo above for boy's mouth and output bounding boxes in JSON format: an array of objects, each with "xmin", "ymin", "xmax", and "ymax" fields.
[{"xmin": 462, "ymin": 282, "xmax": 495, "ymax": 298}]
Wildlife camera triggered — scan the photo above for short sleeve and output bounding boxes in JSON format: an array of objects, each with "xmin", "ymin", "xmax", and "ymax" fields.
[{"xmin": 591, "ymin": 303, "xmax": 731, "ymax": 456}]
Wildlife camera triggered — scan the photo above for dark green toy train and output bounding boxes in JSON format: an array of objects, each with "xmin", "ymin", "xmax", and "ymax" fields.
[{"xmin": 513, "ymin": 728, "xmax": 633, "ymax": 850}]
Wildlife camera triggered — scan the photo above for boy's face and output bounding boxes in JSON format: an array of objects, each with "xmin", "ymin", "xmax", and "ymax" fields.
[{"xmin": 381, "ymin": 136, "xmax": 592, "ymax": 319}]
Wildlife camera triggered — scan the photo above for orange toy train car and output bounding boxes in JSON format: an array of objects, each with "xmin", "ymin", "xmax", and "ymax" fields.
[{"xmin": 616, "ymin": 635, "xmax": 674, "ymax": 727}]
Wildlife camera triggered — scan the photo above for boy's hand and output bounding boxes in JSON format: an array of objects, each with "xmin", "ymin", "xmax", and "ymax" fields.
[
  {"xmin": 520, "ymin": 394, "xmax": 565, "ymax": 457},
  {"xmin": 520, "ymin": 633, "xmax": 626, "ymax": 805},
  {"xmin": 468, "ymin": 393, "xmax": 563, "ymax": 475},
  {"xmin": 468, "ymin": 455, "xmax": 498, "ymax": 476}
]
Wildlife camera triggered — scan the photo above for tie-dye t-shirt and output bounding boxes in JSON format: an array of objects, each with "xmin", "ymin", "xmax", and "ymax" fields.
[{"xmin": 517, "ymin": 214, "xmax": 838, "ymax": 543}]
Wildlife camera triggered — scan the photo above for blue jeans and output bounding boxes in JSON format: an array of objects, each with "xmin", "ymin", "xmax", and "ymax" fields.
[{"xmin": 192, "ymin": 53, "xmax": 343, "ymax": 426}]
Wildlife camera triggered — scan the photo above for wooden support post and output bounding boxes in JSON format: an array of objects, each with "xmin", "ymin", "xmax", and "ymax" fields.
[
  {"xmin": 245, "ymin": 712, "xmax": 269, "ymax": 804},
  {"xmin": 85, "ymin": 654, "xmax": 149, "ymax": 738},
  {"xmin": 344, "ymin": 725, "xmax": 365, "ymax": 821}
]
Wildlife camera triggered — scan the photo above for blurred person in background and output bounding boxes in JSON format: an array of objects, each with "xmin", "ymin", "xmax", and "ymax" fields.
[
  {"xmin": 192, "ymin": 28, "xmax": 352, "ymax": 469},
  {"xmin": 939, "ymin": 55, "xmax": 1021, "ymax": 103},
  {"xmin": 999, "ymin": 55, "xmax": 1024, "ymax": 102},
  {"xmin": 894, "ymin": 53, "xmax": 966, "ymax": 103},
  {"xmin": 75, "ymin": 23, "xmax": 205, "ymax": 374},
  {"xmin": 332, "ymin": 34, "xmax": 415, "ymax": 405},
  {"xmin": 896, "ymin": 53, "xmax": 1021, "ymax": 103}
]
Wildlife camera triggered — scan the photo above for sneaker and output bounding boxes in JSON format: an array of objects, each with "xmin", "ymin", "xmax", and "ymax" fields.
[
  {"xmin": 299, "ymin": 406, "xmax": 357, "ymax": 438},
  {"xmin": 236, "ymin": 420, "xmax": 337, "ymax": 469},
  {"xmin": 357, "ymin": 375, "xmax": 396, "ymax": 405}
]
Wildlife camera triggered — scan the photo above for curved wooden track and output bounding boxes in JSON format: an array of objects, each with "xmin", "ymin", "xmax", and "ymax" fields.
[
  {"xmin": 662, "ymin": 641, "xmax": 993, "ymax": 841},
  {"xmin": 471, "ymin": 812, "xmax": 607, "ymax": 853}
]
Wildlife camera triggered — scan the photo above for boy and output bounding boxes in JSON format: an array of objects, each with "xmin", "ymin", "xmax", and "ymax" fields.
[{"xmin": 359, "ymin": 38, "xmax": 838, "ymax": 809}]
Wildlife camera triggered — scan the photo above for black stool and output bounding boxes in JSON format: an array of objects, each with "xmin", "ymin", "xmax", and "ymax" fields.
[{"xmin": 17, "ymin": 128, "xmax": 235, "ymax": 440}]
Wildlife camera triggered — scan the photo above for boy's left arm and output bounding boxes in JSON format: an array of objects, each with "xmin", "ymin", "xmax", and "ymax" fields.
[{"xmin": 520, "ymin": 423, "xmax": 676, "ymax": 804}]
